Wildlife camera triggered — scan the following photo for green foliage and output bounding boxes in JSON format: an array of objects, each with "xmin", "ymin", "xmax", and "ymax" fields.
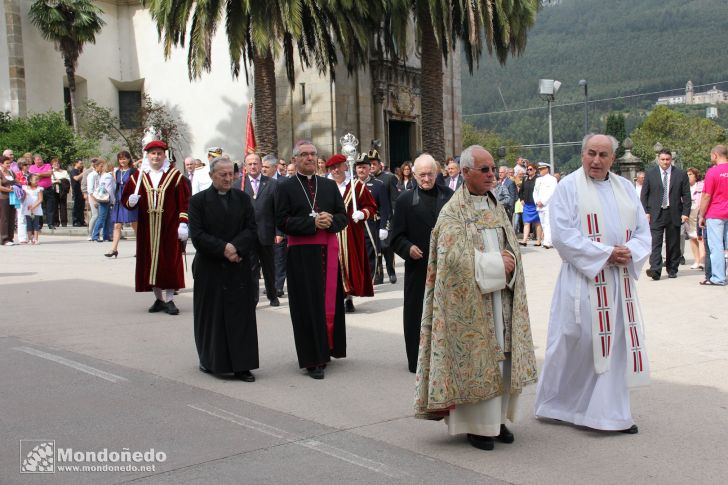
[
  {"xmin": 462, "ymin": 123, "xmax": 522, "ymax": 165},
  {"xmin": 28, "ymin": 0, "xmax": 105, "ymax": 63},
  {"xmin": 0, "ymin": 111, "xmax": 97, "ymax": 161},
  {"xmin": 605, "ymin": 113, "xmax": 626, "ymax": 158},
  {"xmin": 77, "ymin": 95, "xmax": 186, "ymax": 160},
  {"xmin": 462, "ymin": 0, "xmax": 728, "ymax": 152},
  {"xmin": 630, "ymin": 106, "xmax": 726, "ymax": 172}
]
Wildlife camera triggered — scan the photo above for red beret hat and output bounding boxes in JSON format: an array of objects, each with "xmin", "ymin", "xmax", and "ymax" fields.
[
  {"xmin": 144, "ymin": 140, "xmax": 168, "ymax": 152},
  {"xmin": 325, "ymin": 154, "xmax": 347, "ymax": 168}
]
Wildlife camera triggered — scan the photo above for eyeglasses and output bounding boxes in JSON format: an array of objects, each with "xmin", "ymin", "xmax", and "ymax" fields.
[
  {"xmin": 527, "ymin": 168, "xmax": 535, "ymax": 172},
  {"xmin": 468, "ymin": 166, "xmax": 496, "ymax": 174}
]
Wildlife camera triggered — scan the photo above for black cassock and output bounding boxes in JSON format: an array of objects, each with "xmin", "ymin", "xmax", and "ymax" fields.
[
  {"xmin": 275, "ymin": 173, "xmax": 348, "ymax": 369},
  {"xmin": 189, "ymin": 187, "xmax": 259, "ymax": 373},
  {"xmin": 390, "ymin": 185, "xmax": 453, "ymax": 372}
]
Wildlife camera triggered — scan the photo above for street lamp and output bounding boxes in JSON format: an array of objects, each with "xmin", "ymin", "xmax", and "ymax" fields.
[
  {"xmin": 539, "ymin": 79, "xmax": 561, "ymax": 172},
  {"xmin": 578, "ymin": 79, "xmax": 588, "ymax": 136}
]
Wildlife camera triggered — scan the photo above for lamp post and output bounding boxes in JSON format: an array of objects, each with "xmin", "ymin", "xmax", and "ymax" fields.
[
  {"xmin": 539, "ymin": 79, "xmax": 561, "ymax": 172},
  {"xmin": 578, "ymin": 79, "xmax": 588, "ymax": 136}
]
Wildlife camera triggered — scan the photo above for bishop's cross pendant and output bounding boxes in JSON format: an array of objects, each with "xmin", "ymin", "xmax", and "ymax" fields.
[{"xmin": 310, "ymin": 211, "xmax": 318, "ymax": 218}]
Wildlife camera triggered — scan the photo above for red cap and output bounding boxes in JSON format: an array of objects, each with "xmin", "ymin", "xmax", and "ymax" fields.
[
  {"xmin": 144, "ymin": 140, "xmax": 168, "ymax": 152},
  {"xmin": 326, "ymin": 154, "xmax": 347, "ymax": 168}
]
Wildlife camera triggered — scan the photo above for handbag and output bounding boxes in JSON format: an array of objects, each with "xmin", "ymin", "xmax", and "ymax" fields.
[{"xmin": 93, "ymin": 185, "xmax": 110, "ymax": 203}]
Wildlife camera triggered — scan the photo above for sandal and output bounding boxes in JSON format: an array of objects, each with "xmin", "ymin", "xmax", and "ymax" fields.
[{"xmin": 699, "ymin": 280, "xmax": 723, "ymax": 286}]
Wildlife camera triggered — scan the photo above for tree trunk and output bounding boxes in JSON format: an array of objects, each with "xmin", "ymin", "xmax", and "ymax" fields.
[
  {"xmin": 64, "ymin": 55, "xmax": 78, "ymax": 134},
  {"xmin": 253, "ymin": 50, "xmax": 278, "ymax": 157},
  {"xmin": 419, "ymin": 13, "xmax": 445, "ymax": 162}
]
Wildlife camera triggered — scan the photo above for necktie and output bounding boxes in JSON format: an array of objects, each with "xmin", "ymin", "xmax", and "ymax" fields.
[
  {"xmin": 661, "ymin": 170, "xmax": 668, "ymax": 208},
  {"xmin": 252, "ymin": 177, "xmax": 259, "ymax": 196},
  {"xmin": 450, "ymin": 177, "xmax": 457, "ymax": 190}
]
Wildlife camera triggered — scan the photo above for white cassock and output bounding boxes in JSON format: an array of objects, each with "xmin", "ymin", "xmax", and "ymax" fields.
[
  {"xmin": 446, "ymin": 195, "xmax": 519, "ymax": 436},
  {"xmin": 534, "ymin": 173, "xmax": 558, "ymax": 246},
  {"xmin": 534, "ymin": 173, "xmax": 651, "ymax": 430}
]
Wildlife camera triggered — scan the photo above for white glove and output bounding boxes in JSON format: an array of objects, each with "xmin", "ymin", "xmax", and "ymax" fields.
[
  {"xmin": 128, "ymin": 194, "xmax": 140, "ymax": 207},
  {"xmin": 352, "ymin": 210, "xmax": 365, "ymax": 222},
  {"xmin": 379, "ymin": 229, "xmax": 388, "ymax": 240},
  {"xmin": 178, "ymin": 223, "xmax": 188, "ymax": 241}
]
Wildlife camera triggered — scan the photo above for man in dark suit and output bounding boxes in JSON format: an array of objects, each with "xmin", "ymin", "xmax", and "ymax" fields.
[
  {"xmin": 640, "ymin": 149, "xmax": 691, "ymax": 280},
  {"xmin": 444, "ymin": 159, "xmax": 464, "ymax": 191},
  {"xmin": 369, "ymin": 149, "xmax": 399, "ymax": 284},
  {"xmin": 390, "ymin": 153, "xmax": 453, "ymax": 372},
  {"xmin": 262, "ymin": 154, "xmax": 287, "ymax": 296},
  {"xmin": 242, "ymin": 153, "xmax": 280, "ymax": 306}
]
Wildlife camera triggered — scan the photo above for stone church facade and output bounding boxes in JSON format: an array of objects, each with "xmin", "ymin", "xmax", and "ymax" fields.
[{"xmin": 1, "ymin": 0, "xmax": 461, "ymax": 166}]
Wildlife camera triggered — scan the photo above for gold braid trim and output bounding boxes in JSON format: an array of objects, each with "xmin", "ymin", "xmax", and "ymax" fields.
[{"xmin": 146, "ymin": 170, "xmax": 178, "ymax": 286}]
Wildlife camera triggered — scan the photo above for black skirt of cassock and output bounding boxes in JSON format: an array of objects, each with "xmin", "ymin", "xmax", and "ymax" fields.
[
  {"xmin": 286, "ymin": 244, "xmax": 346, "ymax": 368},
  {"xmin": 403, "ymin": 258, "xmax": 428, "ymax": 373},
  {"xmin": 193, "ymin": 257, "xmax": 259, "ymax": 373}
]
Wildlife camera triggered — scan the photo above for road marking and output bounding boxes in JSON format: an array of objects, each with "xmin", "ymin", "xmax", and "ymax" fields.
[
  {"xmin": 188, "ymin": 404, "xmax": 409, "ymax": 479},
  {"xmin": 13, "ymin": 346, "xmax": 128, "ymax": 383}
]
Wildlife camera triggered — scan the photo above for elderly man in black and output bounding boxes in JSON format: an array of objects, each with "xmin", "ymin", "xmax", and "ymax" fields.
[{"xmin": 390, "ymin": 153, "xmax": 453, "ymax": 373}]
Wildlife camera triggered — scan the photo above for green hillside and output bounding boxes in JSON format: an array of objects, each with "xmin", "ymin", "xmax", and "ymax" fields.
[{"xmin": 461, "ymin": 0, "xmax": 728, "ymax": 164}]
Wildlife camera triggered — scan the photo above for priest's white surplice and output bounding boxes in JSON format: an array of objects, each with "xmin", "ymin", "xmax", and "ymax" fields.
[
  {"xmin": 534, "ymin": 172, "xmax": 651, "ymax": 430},
  {"xmin": 446, "ymin": 195, "xmax": 519, "ymax": 436}
]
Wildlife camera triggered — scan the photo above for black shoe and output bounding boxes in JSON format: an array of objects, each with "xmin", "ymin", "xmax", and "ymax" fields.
[
  {"xmin": 276, "ymin": 289, "xmax": 284, "ymax": 298},
  {"xmin": 668, "ymin": 273, "xmax": 677, "ymax": 279},
  {"xmin": 48, "ymin": 225, "xmax": 55, "ymax": 230},
  {"xmin": 165, "ymin": 301, "xmax": 180, "ymax": 315},
  {"xmin": 679, "ymin": 256, "xmax": 686, "ymax": 265},
  {"xmin": 373, "ymin": 276, "xmax": 384, "ymax": 285},
  {"xmin": 269, "ymin": 297, "xmax": 280, "ymax": 307},
  {"xmin": 234, "ymin": 370, "xmax": 255, "ymax": 382},
  {"xmin": 389, "ymin": 273, "xmax": 397, "ymax": 284},
  {"xmin": 467, "ymin": 434, "xmax": 494, "ymax": 451},
  {"xmin": 199, "ymin": 364, "xmax": 210, "ymax": 374},
  {"xmin": 148, "ymin": 299, "xmax": 168, "ymax": 313},
  {"xmin": 646, "ymin": 269, "xmax": 660, "ymax": 281},
  {"xmin": 307, "ymin": 367, "xmax": 325, "ymax": 380},
  {"xmin": 496, "ymin": 424, "xmax": 514, "ymax": 443},
  {"xmin": 620, "ymin": 424, "xmax": 639, "ymax": 434},
  {"xmin": 345, "ymin": 298, "xmax": 355, "ymax": 313}
]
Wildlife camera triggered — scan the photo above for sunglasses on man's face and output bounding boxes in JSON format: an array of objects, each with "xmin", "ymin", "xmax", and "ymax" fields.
[{"xmin": 468, "ymin": 165, "xmax": 496, "ymax": 174}]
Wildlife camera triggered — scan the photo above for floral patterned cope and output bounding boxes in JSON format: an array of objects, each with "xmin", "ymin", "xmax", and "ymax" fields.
[{"xmin": 414, "ymin": 185, "xmax": 538, "ymax": 420}]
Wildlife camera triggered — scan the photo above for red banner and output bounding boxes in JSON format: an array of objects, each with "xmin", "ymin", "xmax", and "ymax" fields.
[{"xmin": 245, "ymin": 101, "xmax": 256, "ymax": 154}]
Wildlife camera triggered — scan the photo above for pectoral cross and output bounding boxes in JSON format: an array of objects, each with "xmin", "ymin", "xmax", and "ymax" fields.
[{"xmin": 310, "ymin": 211, "xmax": 318, "ymax": 218}]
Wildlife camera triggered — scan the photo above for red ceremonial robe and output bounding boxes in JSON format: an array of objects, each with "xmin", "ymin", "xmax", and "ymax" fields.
[
  {"xmin": 338, "ymin": 179, "xmax": 377, "ymax": 297},
  {"xmin": 122, "ymin": 167, "xmax": 190, "ymax": 291}
]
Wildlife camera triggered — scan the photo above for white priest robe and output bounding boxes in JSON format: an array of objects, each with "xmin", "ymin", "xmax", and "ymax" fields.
[
  {"xmin": 534, "ymin": 173, "xmax": 651, "ymax": 430},
  {"xmin": 446, "ymin": 195, "xmax": 519, "ymax": 436}
]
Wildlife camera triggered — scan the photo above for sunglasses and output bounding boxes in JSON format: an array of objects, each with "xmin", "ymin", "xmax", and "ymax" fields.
[
  {"xmin": 527, "ymin": 168, "xmax": 535, "ymax": 172},
  {"xmin": 468, "ymin": 166, "xmax": 496, "ymax": 174}
]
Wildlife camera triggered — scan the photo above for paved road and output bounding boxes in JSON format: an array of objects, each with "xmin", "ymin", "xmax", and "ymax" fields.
[{"xmin": 1, "ymin": 236, "xmax": 726, "ymax": 484}]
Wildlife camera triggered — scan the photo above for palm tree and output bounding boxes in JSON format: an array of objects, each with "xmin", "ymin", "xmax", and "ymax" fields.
[
  {"xmin": 381, "ymin": 0, "xmax": 540, "ymax": 161},
  {"xmin": 29, "ymin": 0, "xmax": 106, "ymax": 133},
  {"xmin": 145, "ymin": 0, "xmax": 381, "ymax": 156}
]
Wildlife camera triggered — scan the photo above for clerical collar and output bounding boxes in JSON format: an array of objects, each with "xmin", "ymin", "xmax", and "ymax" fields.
[
  {"xmin": 217, "ymin": 190, "xmax": 229, "ymax": 195},
  {"xmin": 297, "ymin": 172, "xmax": 315, "ymax": 180}
]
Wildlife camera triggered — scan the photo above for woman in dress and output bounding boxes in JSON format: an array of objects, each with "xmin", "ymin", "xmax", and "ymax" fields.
[
  {"xmin": 0, "ymin": 155, "xmax": 18, "ymax": 245},
  {"xmin": 397, "ymin": 161, "xmax": 416, "ymax": 191},
  {"xmin": 106, "ymin": 151, "xmax": 138, "ymax": 258},
  {"xmin": 22, "ymin": 174, "xmax": 44, "ymax": 245},
  {"xmin": 518, "ymin": 162, "xmax": 542, "ymax": 246},
  {"xmin": 90, "ymin": 159, "xmax": 115, "ymax": 243},
  {"xmin": 686, "ymin": 167, "xmax": 705, "ymax": 269}
]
